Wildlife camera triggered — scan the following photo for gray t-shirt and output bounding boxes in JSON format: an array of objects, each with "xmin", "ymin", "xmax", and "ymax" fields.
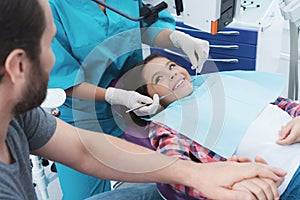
[{"xmin": 0, "ymin": 107, "xmax": 56, "ymax": 199}]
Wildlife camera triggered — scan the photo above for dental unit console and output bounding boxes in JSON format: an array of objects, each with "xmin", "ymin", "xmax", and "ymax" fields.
[
  {"xmin": 146, "ymin": 0, "xmax": 240, "ymax": 34},
  {"xmin": 174, "ymin": 0, "xmax": 240, "ymax": 34}
]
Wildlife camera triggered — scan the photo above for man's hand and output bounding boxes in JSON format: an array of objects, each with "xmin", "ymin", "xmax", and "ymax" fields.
[
  {"xmin": 232, "ymin": 177, "xmax": 280, "ymax": 200},
  {"xmin": 228, "ymin": 156, "xmax": 284, "ymax": 199},
  {"xmin": 185, "ymin": 161, "xmax": 286, "ymax": 200}
]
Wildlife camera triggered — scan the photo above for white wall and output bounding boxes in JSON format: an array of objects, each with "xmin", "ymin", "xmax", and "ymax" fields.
[{"xmin": 278, "ymin": 20, "xmax": 300, "ymax": 97}]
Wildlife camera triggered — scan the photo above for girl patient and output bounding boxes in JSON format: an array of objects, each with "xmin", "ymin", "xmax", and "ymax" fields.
[{"xmin": 124, "ymin": 54, "xmax": 300, "ymax": 200}]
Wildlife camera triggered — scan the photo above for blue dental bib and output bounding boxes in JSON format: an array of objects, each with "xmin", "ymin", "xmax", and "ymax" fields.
[{"xmin": 150, "ymin": 71, "xmax": 285, "ymax": 158}]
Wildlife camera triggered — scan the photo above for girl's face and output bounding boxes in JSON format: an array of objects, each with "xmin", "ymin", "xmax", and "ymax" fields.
[{"xmin": 142, "ymin": 57, "xmax": 193, "ymax": 107}]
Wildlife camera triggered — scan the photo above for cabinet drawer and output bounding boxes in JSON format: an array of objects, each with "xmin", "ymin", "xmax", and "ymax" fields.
[
  {"xmin": 176, "ymin": 22, "xmax": 258, "ymax": 45},
  {"xmin": 202, "ymin": 53, "xmax": 256, "ymax": 74},
  {"xmin": 209, "ymin": 39, "xmax": 257, "ymax": 59}
]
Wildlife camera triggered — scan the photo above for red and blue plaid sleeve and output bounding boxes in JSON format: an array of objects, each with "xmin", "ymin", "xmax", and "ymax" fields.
[
  {"xmin": 273, "ymin": 96, "xmax": 300, "ymax": 117},
  {"xmin": 148, "ymin": 122, "xmax": 225, "ymax": 199}
]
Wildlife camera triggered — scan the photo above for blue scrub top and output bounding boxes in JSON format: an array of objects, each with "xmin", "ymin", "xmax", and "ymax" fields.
[{"xmin": 48, "ymin": 0, "xmax": 175, "ymax": 136}]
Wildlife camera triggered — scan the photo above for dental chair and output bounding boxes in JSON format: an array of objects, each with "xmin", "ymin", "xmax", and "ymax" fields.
[
  {"xmin": 123, "ymin": 127, "xmax": 203, "ymax": 199},
  {"xmin": 121, "ymin": 49, "xmax": 206, "ymax": 200},
  {"xmin": 123, "ymin": 126, "xmax": 155, "ymax": 150}
]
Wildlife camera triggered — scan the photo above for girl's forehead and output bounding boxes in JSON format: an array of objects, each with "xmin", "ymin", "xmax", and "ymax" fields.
[
  {"xmin": 149, "ymin": 57, "xmax": 170, "ymax": 65},
  {"xmin": 142, "ymin": 60, "xmax": 166, "ymax": 81},
  {"xmin": 143, "ymin": 57, "xmax": 170, "ymax": 73}
]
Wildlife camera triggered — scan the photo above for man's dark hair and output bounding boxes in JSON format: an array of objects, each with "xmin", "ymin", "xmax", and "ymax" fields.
[{"xmin": 0, "ymin": 0, "xmax": 46, "ymax": 81}]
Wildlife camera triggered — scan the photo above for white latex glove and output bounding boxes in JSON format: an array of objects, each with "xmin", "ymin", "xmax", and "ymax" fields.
[
  {"xmin": 169, "ymin": 30, "xmax": 210, "ymax": 74},
  {"xmin": 105, "ymin": 87, "xmax": 160, "ymax": 116}
]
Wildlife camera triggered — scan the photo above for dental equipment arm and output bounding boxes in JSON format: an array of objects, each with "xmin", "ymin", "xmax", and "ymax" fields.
[
  {"xmin": 279, "ymin": 0, "xmax": 300, "ymax": 100},
  {"xmin": 96, "ymin": 0, "xmax": 239, "ymax": 34},
  {"xmin": 91, "ymin": 0, "xmax": 167, "ymax": 25}
]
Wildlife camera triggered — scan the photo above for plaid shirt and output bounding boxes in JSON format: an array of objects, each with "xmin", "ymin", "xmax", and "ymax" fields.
[{"xmin": 148, "ymin": 97, "xmax": 300, "ymax": 199}]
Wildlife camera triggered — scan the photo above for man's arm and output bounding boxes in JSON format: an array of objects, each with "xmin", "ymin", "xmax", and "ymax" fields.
[{"xmin": 32, "ymin": 118, "xmax": 286, "ymax": 200}]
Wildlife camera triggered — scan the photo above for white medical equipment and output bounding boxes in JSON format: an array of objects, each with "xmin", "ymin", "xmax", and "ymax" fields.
[
  {"xmin": 144, "ymin": 0, "xmax": 240, "ymax": 34},
  {"xmin": 31, "ymin": 88, "xmax": 66, "ymax": 199},
  {"xmin": 40, "ymin": 88, "xmax": 66, "ymax": 114},
  {"xmin": 279, "ymin": 0, "xmax": 300, "ymax": 100}
]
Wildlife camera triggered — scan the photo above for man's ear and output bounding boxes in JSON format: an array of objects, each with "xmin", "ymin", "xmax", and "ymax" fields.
[{"xmin": 4, "ymin": 49, "xmax": 28, "ymax": 83}]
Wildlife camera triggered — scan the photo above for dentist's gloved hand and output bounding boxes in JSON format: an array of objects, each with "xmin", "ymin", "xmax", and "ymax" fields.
[
  {"xmin": 105, "ymin": 87, "xmax": 160, "ymax": 116},
  {"xmin": 169, "ymin": 30, "xmax": 210, "ymax": 74}
]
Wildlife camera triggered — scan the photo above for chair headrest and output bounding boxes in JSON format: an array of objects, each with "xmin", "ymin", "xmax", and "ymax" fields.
[{"xmin": 41, "ymin": 88, "xmax": 66, "ymax": 109}]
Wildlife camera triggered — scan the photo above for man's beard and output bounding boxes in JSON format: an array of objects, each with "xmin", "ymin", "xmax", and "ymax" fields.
[{"xmin": 12, "ymin": 59, "xmax": 48, "ymax": 115}]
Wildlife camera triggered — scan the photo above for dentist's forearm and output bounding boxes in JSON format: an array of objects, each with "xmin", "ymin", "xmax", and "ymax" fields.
[
  {"xmin": 65, "ymin": 82, "xmax": 106, "ymax": 101},
  {"xmin": 153, "ymin": 29, "xmax": 175, "ymax": 48}
]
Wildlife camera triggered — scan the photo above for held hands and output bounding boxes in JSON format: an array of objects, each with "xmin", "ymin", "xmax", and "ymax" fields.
[
  {"xmin": 232, "ymin": 177, "xmax": 280, "ymax": 200},
  {"xmin": 277, "ymin": 116, "xmax": 300, "ymax": 145},
  {"xmin": 169, "ymin": 30, "xmax": 209, "ymax": 74},
  {"xmin": 229, "ymin": 156, "xmax": 283, "ymax": 200},
  {"xmin": 188, "ymin": 161, "xmax": 286, "ymax": 200},
  {"xmin": 105, "ymin": 87, "xmax": 159, "ymax": 116}
]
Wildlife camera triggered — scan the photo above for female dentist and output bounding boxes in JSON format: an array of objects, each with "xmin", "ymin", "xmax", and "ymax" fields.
[{"xmin": 48, "ymin": 0, "xmax": 209, "ymax": 199}]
